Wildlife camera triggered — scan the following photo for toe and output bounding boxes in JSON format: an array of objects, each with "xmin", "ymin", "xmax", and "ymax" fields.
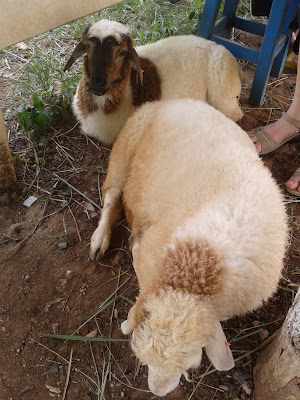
[
  {"xmin": 286, "ymin": 175, "xmax": 300, "ymax": 193},
  {"xmin": 248, "ymin": 133, "xmax": 257, "ymax": 143},
  {"xmin": 247, "ymin": 132, "xmax": 262, "ymax": 153}
]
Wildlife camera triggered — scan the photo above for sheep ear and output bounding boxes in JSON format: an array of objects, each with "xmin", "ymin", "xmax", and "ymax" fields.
[
  {"xmin": 128, "ymin": 45, "xmax": 143, "ymax": 85},
  {"xmin": 121, "ymin": 305, "xmax": 136, "ymax": 335},
  {"xmin": 64, "ymin": 42, "xmax": 87, "ymax": 71},
  {"xmin": 204, "ymin": 321, "xmax": 234, "ymax": 371}
]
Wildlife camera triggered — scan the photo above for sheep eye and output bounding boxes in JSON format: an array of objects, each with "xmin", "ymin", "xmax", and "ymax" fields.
[
  {"xmin": 88, "ymin": 37, "xmax": 98, "ymax": 44},
  {"xmin": 106, "ymin": 37, "xmax": 118, "ymax": 45},
  {"xmin": 116, "ymin": 50, "xmax": 127, "ymax": 57}
]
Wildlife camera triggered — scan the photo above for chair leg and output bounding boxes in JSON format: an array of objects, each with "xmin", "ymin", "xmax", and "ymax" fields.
[
  {"xmin": 271, "ymin": 37, "xmax": 290, "ymax": 78},
  {"xmin": 220, "ymin": 0, "xmax": 240, "ymax": 39},
  {"xmin": 271, "ymin": 0, "xmax": 299, "ymax": 77},
  {"xmin": 249, "ymin": 0, "xmax": 290, "ymax": 105},
  {"xmin": 197, "ymin": 0, "xmax": 223, "ymax": 38}
]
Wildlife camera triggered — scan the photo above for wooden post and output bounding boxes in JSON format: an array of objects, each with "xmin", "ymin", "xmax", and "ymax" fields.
[
  {"xmin": 0, "ymin": 109, "xmax": 16, "ymax": 190},
  {"xmin": 253, "ymin": 288, "xmax": 300, "ymax": 400}
]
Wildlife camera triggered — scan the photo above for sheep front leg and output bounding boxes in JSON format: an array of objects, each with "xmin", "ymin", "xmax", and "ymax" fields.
[{"xmin": 90, "ymin": 187, "xmax": 122, "ymax": 260}]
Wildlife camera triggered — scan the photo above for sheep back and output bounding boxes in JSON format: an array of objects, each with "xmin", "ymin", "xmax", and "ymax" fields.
[{"xmin": 120, "ymin": 99, "xmax": 287, "ymax": 317}]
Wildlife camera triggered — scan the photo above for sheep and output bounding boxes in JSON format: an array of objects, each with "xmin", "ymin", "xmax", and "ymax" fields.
[
  {"xmin": 89, "ymin": 98, "xmax": 288, "ymax": 397},
  {"xmin": 64, "ymin": 19, "xmax": 243, "ymax": 145}
]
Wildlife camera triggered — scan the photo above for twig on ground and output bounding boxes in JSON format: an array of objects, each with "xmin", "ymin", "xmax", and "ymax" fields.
[
  {"xmin": 68, "ymin": 205, "xmax": 82, "ymax": 242},
  {"xmin": 71, "ymin": 277, "xmax": 130, "ymax": 335},
  {"xmin": 30, "ymin": 337, "xmax": 99, "ymax": 390},
  {"xmin": 89, "ymin": 343, "xmax": 101, "ymax": 400},
  {"xmin": 54, "ymin": 173, "xmax": 101, "ymax": 210},
  {"xmin": 62, "ymin": 348, "xmax": 73, "ymax": 400}
]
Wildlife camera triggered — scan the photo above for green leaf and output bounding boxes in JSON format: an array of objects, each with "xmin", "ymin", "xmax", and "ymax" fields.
[
  {"xmin": 32, "ymin": 94, "xmax": 45, "ymax": 111},
  {"xmin": 35, "ymin": 113, "xmax": 50, "ymax": 132},
  {"xmin": 17, "ymin": 110, "xmax": 32, "ymax": 133},
  {"xmin": 189, "ymin": 10, "xmax": 196, "ymax": 20}
]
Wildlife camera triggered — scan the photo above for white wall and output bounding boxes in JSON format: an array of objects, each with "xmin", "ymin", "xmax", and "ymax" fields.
[{"xmin": 0, "ymin": 0, "xmax": 123, "ymax": 49}]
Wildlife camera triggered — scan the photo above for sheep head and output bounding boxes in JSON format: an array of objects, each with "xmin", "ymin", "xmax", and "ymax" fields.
[
  {"xmin": 121, "ymin": 289, "xmax": 234, "ymax": 397},
  {"xmin": 64, "ymin": 19, "xmax": 143, "ymax": 95}
]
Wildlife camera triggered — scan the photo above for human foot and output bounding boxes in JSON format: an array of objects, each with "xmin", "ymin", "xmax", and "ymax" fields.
[
  {"xmin": 248, "ymin": 113, "xmax": 300, "ymax": 155},
  {"xmin": 286, "ymin": 168, "xmax": 300, "ymax": 196}
]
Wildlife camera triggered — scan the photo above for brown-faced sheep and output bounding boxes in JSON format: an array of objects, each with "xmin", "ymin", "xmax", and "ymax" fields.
[
  {"xmin": 64, "ymin": 19, "xmax": 243, "ymax": 145},
  {"xmin": 89, "ymin": 99, "xmax": 287, "ymax": 397}
]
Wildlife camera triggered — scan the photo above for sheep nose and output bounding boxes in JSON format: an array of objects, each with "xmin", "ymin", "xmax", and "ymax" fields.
[{"xmin": 91, "ymin": 80, "xmax": 108, "ymax": 96}]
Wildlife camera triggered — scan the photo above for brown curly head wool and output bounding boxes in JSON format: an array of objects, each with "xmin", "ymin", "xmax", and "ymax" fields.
[
  {"xmin": 132, "ymin": 240, "xmax": 223, "ymax": 327},
  {"xmin": 159, "ymin": 239, "xmax": 223, "ymax": 297}
]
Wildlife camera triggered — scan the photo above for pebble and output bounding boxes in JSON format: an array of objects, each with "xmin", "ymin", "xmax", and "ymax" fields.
[
  {"xmin": 48, "ymin": 364, "xmax": 59, "ymax": 374},
  {"xmin": 233, "ymin": 370, "xmax": 252, "ymax": 383},
  {"xmin": 57, "ymin": 242, "xmax": 67, "ymax": 249},
  {"xmin": 259, "ymin": 329, "xmax": 269, "ymax": 340},
  {"xmin": 219, "ymin": 385, "xmax": 229, "ymax": 391},
  {"xmin": 53, "ymin": 154, "xmax": 61, "ymax": 162},
  {"xmin": 0, "ymin": 193, "xmax": 10, "ymax": 205},
  {"xmin": 241, "ymin": 381, "xmax": 252, "ymax": 395},
  {"xmin": 18, "ymin": 385, "xmax": 34, "ymax": 395}
]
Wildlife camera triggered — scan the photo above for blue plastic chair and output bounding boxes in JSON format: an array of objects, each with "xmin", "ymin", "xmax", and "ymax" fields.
[{"xmin": 197, "ymin": 0, "xmax": 299, "ymax": 105}]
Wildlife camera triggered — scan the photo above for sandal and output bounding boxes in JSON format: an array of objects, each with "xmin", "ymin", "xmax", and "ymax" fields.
[
  {"xmin": 286, "ymin": 168, "xmax": 300, "ymax": 197},
  {"xmin": 251, "ymin": 113, "xmax": 300, "ymax": 155}
]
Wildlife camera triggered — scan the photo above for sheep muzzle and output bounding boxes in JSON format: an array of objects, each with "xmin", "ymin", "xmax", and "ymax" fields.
[{"xmin": 148, "ymin": 366, "xmax": 181, "ymax": 397}]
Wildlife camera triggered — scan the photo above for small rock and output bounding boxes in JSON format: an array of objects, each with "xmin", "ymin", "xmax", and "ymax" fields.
[
  {"xmin": 18, "ymin": 385, "xmax": 34, "ymax": 395},
  {"xmin": 259, "ymin": 329, "xmax": 269, "ymax": 340},
  {"xmin": 241, "ymin": 381, "xmax": 252, "ymax": 395},
  {"xmin": 219, "ymin": 385, "xmax": 229, "ymax": 391},
  {"xmin": 59, "ymin": 278, "xmax": 68, "ymax": 286},
  {"xmin": 233, "ymin": 370, "xmax": 252, "ymax": 384},
  {"xmin": 8, "ymin": 222, "xmax": 24, "ymax": 235},
  {"xmin": 0, "ymin": 193, "xmax": 10, "ymax": 205},
  {"xmin": 57, "ymin": 242, "xmax": 67, "ymax": 249},
  {"xmin": 48, "ymin": 364, "xmax": 59, "ymax": 374},
  {"xmin": 84, "ymin": 201, "xmax": 95, "ymax": 212},
  {"xmin": 10, "ymin": 192, "xmax": 17, "ymax": 199},
  {"xmin": 53, "ymin": 154, "xmax": 61, "ymax": 162}
]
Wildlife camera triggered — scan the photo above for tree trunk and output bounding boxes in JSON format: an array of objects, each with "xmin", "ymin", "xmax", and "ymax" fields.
[
  {"xmin": 254, "ymin": 288, "xmax": 300, "ymax": 400},
  {"xmin": 0, "ymin": 108, "xmax": 16, "ymax": 190}
]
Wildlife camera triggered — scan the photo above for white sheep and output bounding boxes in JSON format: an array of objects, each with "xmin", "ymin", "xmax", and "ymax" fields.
[
  {"xmin": 89, "ymin": 99, "xmax": 287, "ymax": 397},
  {"xmin": 64, "ymin": 19, "xmax": 243, "ymax": 145}
]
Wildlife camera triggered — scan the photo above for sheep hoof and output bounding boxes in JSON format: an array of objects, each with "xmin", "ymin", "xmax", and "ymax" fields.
[{"xmin": 89, "ymin": 227, "xmax": 111, "ymax": 260}]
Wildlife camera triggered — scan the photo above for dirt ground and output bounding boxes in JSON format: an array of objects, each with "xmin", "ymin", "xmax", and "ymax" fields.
[{"xmin": 1, "ymin": 36, "xmax": 300, "ymax": 400}]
